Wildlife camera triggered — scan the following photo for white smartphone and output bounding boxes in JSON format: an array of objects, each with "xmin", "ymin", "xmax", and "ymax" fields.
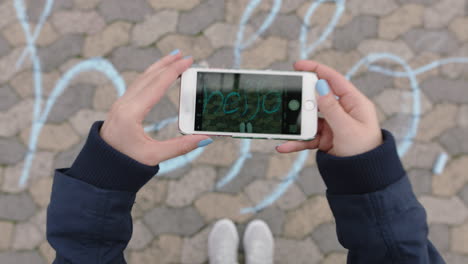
[{"xmin": 179, "ymin": 68, "xmax": 318, "ymax": 140}]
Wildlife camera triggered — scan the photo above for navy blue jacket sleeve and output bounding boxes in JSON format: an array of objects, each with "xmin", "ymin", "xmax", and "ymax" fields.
[
  {"xmin": 316, "ymin": 130, "xmax": 445, "ymax": 264},
  {"xmin": 47, "ymin": 121, "xmax": 159, "ymax": 264}
]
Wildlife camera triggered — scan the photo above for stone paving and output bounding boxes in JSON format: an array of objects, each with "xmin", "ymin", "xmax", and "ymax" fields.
[{"xmin": 0, "ymin": 0, "xmax": 468, "ymax": 263}]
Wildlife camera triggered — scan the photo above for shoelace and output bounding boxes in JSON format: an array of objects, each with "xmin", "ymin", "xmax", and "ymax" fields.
[{"xmin": 247, "ymin": 241, "xmax": 273, "ymax": 264}]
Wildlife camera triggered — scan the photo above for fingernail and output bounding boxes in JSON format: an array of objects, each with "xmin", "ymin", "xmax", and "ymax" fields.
[
  {"xmin": 183, "ymin": 55, "xmax": 192, "ymax": 59},
  {"xmin": 169, "ymin": 49, "xmax": 180, "ymax": 55},
  {"xmin": 198, "ymin": 138, "xmax": 213, "ymax": 148},
  {"xmin": 316, "ymin": 79, "xmax": 330, "ymax": 96}
]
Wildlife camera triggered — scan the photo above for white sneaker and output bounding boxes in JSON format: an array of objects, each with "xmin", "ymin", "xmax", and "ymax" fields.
[
  {"xmin": 243, "ymin": 220, "xmax": 274, "ymax": 264},
  {"xmin": 208, "ymin": 219, "xmax": 239, "ymax": 264}
]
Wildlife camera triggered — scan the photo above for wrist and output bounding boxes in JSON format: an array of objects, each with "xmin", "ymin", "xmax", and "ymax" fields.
[
  {"xmin": 65, "ymin": 121, "xmax": 159, "ymax": 192},
  {"xmin": 316, "ymin": 130, "xmax": 405, "ymax": 195}
]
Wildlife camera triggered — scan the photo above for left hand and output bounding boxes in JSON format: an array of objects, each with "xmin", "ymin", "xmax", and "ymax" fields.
[{"xmin": 100, "ymin": 51, "xmax": 212, "ymax": 166}]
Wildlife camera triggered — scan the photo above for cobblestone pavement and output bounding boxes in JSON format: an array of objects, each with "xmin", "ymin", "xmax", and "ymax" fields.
[{"xmin": 1, "ymin": 0, "xmax": 468, "ymax": 263}]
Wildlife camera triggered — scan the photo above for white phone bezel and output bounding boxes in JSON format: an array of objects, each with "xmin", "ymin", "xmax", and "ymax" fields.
[{"xmin": 179, "ymin": 68, "xmax": 318, "ymax": 140}]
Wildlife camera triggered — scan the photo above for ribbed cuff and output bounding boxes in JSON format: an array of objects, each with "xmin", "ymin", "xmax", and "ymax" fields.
[
  {"xmin": 66, "ymin": 121, "xmax": 159, "ymax": 192},
  {"xmin": 316, "ymin": 130, "xmax": 405, "ymax": 195}
]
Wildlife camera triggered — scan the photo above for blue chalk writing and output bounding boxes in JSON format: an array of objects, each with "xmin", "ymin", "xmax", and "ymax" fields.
[
  {"xmin": 224, "ymin": 92, "xmax": 242, "ymax": 114},
  {"xmin": 346, "ymin": 53, "xmax": 421, "ymax": 157},
  {"xmin": 433, "ymin": 152, "xmax": 449, "ymax": 175},
  {"xmin": 15, "ymin": 0, "xmax": 202, "ymax": 186},
  {"xmin": 234, "ymin": 0, "xmax": 282, "ymax": 68},
  {"xmin": 14, "ymin": 0, "xmax": 468, "ymax": 214},
  {"xmin": 300, "ymin": 0, "xmax": 346, "ymax": 59},
  {"xmin": 216, "ymin": 0, "xmax": 282, "ymax": 191}
]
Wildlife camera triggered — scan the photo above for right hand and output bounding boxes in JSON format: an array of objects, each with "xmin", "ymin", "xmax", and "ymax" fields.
[
  {"xmin": 100, "ymin": 51, "xmax": 212, "ymax": 166},
  {"xmin": 276, "ymin": 60, "xmax": 383, "ymax": 157}
]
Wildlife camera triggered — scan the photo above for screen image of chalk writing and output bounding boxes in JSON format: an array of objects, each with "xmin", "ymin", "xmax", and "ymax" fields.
[{"xmin": 195, "ymin": 72, "xmax": 302, "ymax": 134}]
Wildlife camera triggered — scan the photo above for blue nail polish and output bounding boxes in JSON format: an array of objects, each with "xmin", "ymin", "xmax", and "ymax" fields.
[
  {"xmin": 198, "ymin": 138, "xmax": 213, "ymax": 148},
  {"xmin": 169, "ymin": 49, "xmax": 180, "ymax": 55},
  {"xmin": 316, "ymin": 79, "xmax": 330, "ymax": 96},
  {"xmin": 183, "ymin": 55, "xmax": 192, "ymax": 59}
]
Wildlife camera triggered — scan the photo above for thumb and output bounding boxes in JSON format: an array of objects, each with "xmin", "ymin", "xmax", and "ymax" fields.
[
  {"xmin": 316, "ymin": 79, "xmax": 352, "ymax": 131},
  {"xmin": 154, "ymin": 135, "xmax": 213, "ymax": 163}
]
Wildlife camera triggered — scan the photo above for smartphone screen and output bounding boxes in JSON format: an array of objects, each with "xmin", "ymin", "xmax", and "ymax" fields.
[{"xmin": 194, "ymin": 72, "xmax": 302, "ymax": 135}]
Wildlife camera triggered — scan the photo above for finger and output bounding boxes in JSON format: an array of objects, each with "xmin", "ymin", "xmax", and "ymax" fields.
[
  {"xmin": 294, "ymin": 60, "xmax": 369, "ymax": 114},
  {"xmin": 316, "ymin": 79, "xmax": 354, "ymax": 131},
  {"xmin": 153, "ymin": 134, "xmax": 212, "ymax": 162},
  {"xmin": 134, "ymin": 57, "xmax": 193, "ymax": 116},
  {"xmin": 294, "ymin": 60, "xmax": 358, "ymax": 97},
  {"xmin": 276, "ymin": 119, "xmax": 324, "ymax": 153},
  {"xmin": 276, "ymin": 137, "xmax": 320, "ymax": 153},
  {"xmin": 143, "ymin": 49, "xmax": 182, "ymax": 75},
  {"xmin": 317, "ymin": 120, "xmax": 333, "ymax": 152}
]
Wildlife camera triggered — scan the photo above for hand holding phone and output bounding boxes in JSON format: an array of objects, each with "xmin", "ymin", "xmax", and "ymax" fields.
[
  {"xmin": 179, "ymin": 68, "xmax": 318, "ymax": 140},
  {"xmin": 99, "ymin": 51, "xmax": 211, "ymax": 166},
  {"xmin": 276, "ymin": 61, "xmax": 383, "ymax": 157}
]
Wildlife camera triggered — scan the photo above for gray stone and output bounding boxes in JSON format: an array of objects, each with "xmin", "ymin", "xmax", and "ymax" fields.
[
  {"xmin": 12, "ymin": 222, "xmax": 44, "ymax": 250},
  {"xmin": 408, "ymin": 169, "xmax": 432, "ymax": 195},
  {"xmin": 270, "ymin": 61, "xmax": 294, "ymax": 71},
  {"xmin": 0, "ymin": 251, "xmax": 45, "ymax": 264},
  {"xmin": 132, "ymin": 10, "xmax": 179, "ymax": 47},
  {"xmin": 333, "ymin": 16, "xmax": 378, "ymax": 52},
  {"xmin": 297, "ymin": 166, "xmax": 326, "ymax": 196},
  {"xmin": 216, "ymin": 153, "xmax": 269, "ymax": 194},
  {"xmin": 254, "ymin": 206, "xmax": 286, "ymax": 236},
  {"xmin": 145, "ymin": 97, "xmax": 178, "ymax": 123},
  {"xmin": 178, "ymin": 0, "xmax": 225, "ymax": 35},
  {"xmin": 0, "ymin": 34, "xmax": 10, "ymax": 57},
  {"xmin": 396, "ymin": 0, "xmax": 436, "ymax": 4},
  {"xmin": 424, "ymin": 0, "xmax": 465, "ymax": 29},
  {"xmin": 428, "ymin": 224, "xmax": 449, "ymax": 251},
  {"xmin": 441, "ymin": 44, "xmax": 468, "ymax": 79},
  {"xmin": 47, "ymin": 84, "xmax": 95, "ymax": 123},
  {"xmin": 39, "ymin": 34, "xmax": 84, "ymax": 72},
  {"xmin": 206, "ymin": 47, "xmax": 235, "ymax": 68},
  {"xmin": 98, "ymin": 0, "xmax": 153, "ymax": 23},
  {"xmin": 459, "ymin": 184, "xmax": 468, "ymax": 207},
  {"xmin": 143, "ymin": 206, "xmax": 205, "ymax": 236},
  {"xmin": 25, "ymin": 0, "xmax": 73, "ymax": 22},
  {"xmin": 347, "ymin": 0, "xmax": 398, "ymax": 16},
  {"xmin": 158, "ymin": 163, "xmax": 193, "ymax": 180},
  {"xmin": 403, "ymin": 29, "xmax": 459, "ymax": 55},
  {"xmin": 127, "ymin": 220, "xmax": 153, "ymax": 250},
  {"xmin": 397, "ymin": 0, "xmax": 436, "ymax": 4},
  {"xmin": 53, "ymin": 138, "xmax": 86, "ymax": 169},
  {"xmin": 0, "ymin": 137, "xmax": 27, "ymax": 165},
  {"xmin": 311, "ymin": 223, "xmax": 345, "ymax": 254},
  {"xmin": 440, "ymin": 128, "xmax": 468, "ymax": 156},
  {"xmin": 275, "ymin": 238, "xmax": 323, "ymax": 264},
  {"xmin": 381, "ymin": 114, "xmax": 419, "ymax": 142},
  {"xmin": 351, "ymin": 72, "xmax": 394, "ymax": 98},
  {"xmin": 422, "ymin": 77, "xmax": 468, "ymax": 104},
  {"xmin": 111, "ymin": 46, "xmax": 162, "ymax": 72},
  {"xmin": 442, "ymin": 253, "xmax": 468, "ymax": 264},
  {"xmin": 251, "ymin": 12, "xmax": 302, "ymax": 40},
  {"xmin": 402, "ymin": 142, "xmax": 443, "ymax": 169},
  {"xmin": 0, "ymin": 193, "xmax": 36, "ymax": 221},
  {"xmin": 0, "ymin": 85, "xmax": 19, "ymax": 111},
  {"xmin": 166, "ymin": 166, "xmax": 216, "ymax": 207},
  {"xmin": 419, "ymin": 196, "xmax": 468, "ymax": 225},
  {"xmin": 181, "ymin": 226, "xmax": 210, "ymax": 264}
]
